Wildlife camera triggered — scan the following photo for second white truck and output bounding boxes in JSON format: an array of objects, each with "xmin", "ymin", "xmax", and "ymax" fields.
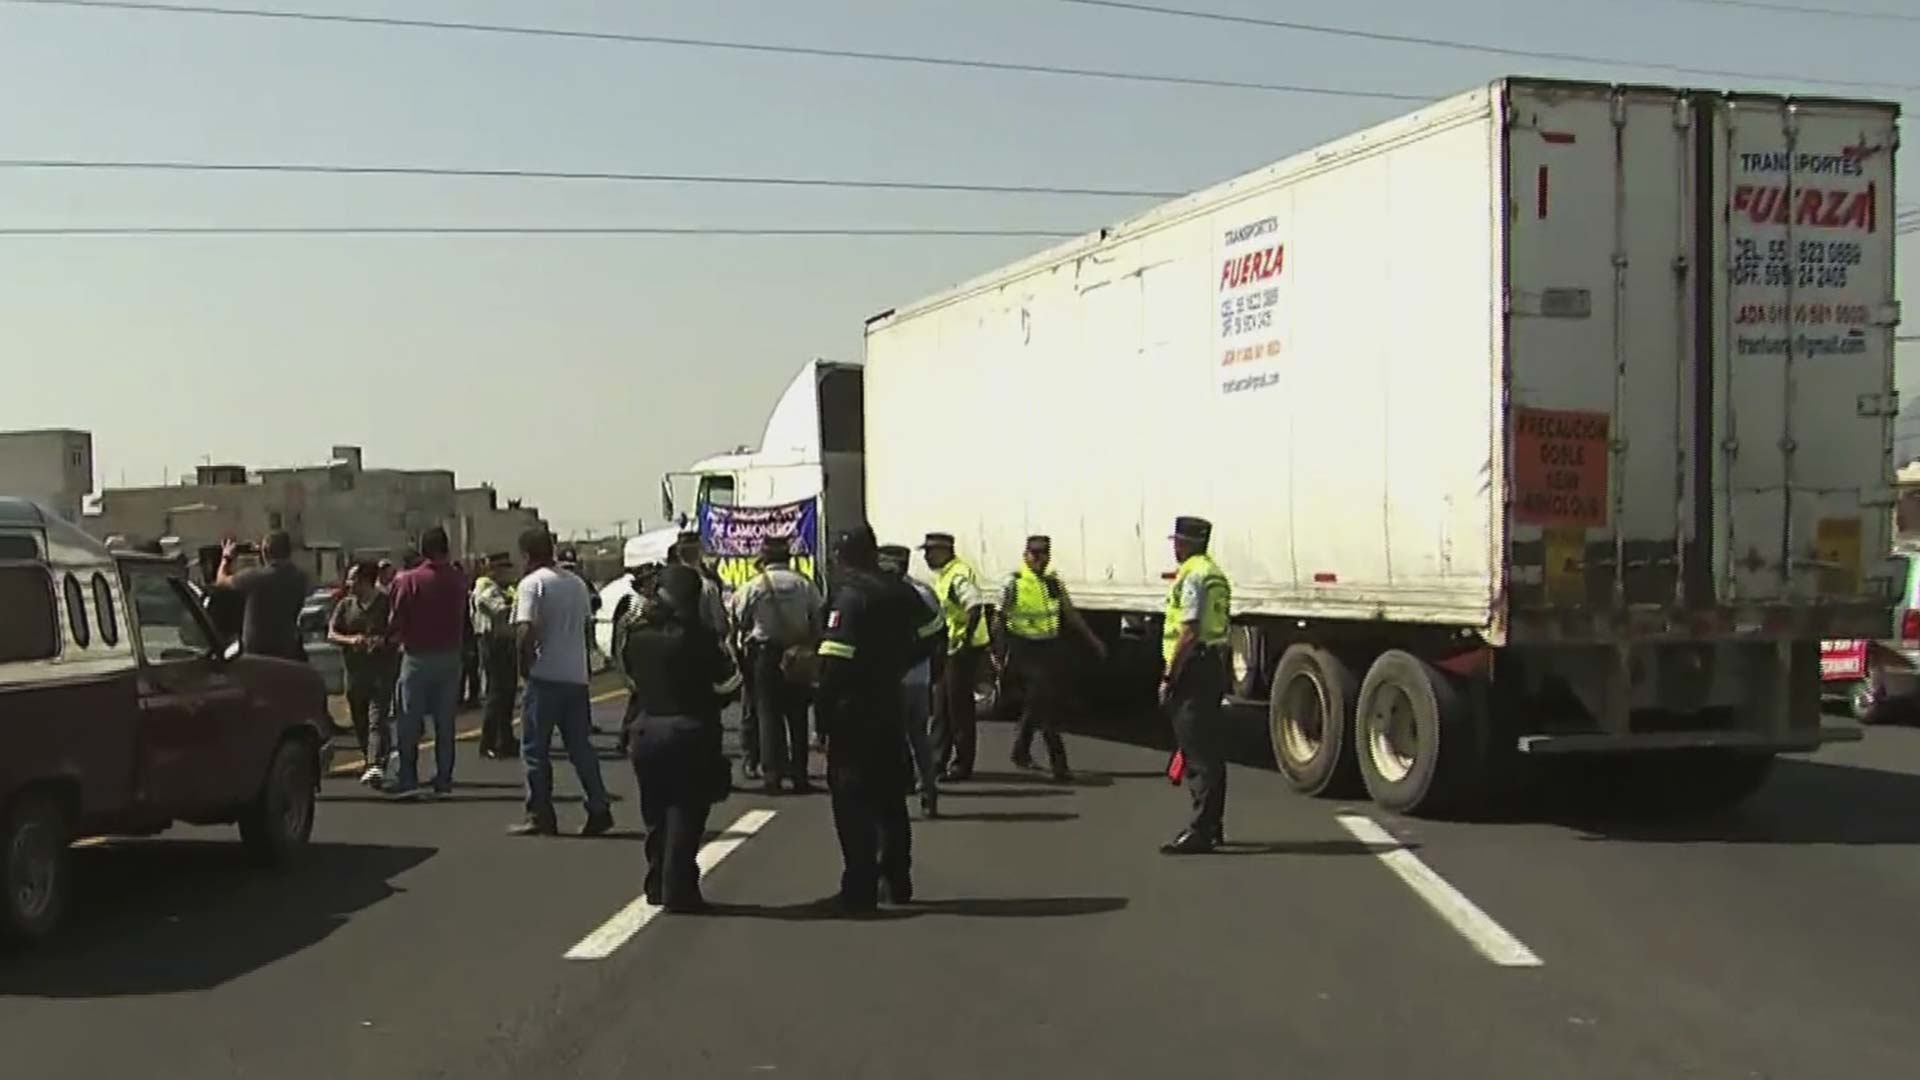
[{"xmin": 862, "ymin": 77, "xmax": 1900, "ymax": 815}]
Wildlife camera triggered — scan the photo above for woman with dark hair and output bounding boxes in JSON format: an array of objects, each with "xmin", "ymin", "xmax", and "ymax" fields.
[
  {"xmin": 329, "ymin": 559, "xmax": 398, "ymax": 786},
  {"xmin": 620, "ymin": 563, "xmax": 742, "ymax": 912}
]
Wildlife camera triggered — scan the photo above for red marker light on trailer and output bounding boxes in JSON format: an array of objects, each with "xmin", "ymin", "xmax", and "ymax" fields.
[{"xmin": 1901, "ymin": 609, "xmax": 1919, "ymax": 646}]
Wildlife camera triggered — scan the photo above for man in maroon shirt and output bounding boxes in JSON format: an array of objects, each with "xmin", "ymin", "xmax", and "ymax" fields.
[{"xmin": 386, "ymin": 526, "xmax": 470, "ymax": 797}]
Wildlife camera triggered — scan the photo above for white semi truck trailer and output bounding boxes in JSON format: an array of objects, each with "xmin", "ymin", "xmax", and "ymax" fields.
[{"xmin": 862, "ymin": 78, "xmax": 1900, "ymax": 816}]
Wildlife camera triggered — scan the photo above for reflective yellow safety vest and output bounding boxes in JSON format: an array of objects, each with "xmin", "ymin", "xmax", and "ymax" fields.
[
  {"xmin": 1004, "ymin": 565, "xmax": 1063, "ymax": 641},
  {"xmin": 934, "ymin": 557, "xmax": 992, "ymax": 653},
  {"xmin": 1163, "ymin": 553, "xmax": 1232, "ymax": 666}
]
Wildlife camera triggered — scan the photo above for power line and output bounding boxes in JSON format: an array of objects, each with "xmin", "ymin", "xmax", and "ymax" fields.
[
  {"xmin": 1637, "ymin": 0, "xmax": 1920, "ymax": 23},
  {"xmin": 3, "ymin": 0, "xmax": 1429, "ymax": 103},
  {"xmin": 1058, "ymin": 0, "xmax": 1920, "ymax": 93},
  {"xmin": 0, "ymin": 224, "xmax": 1090, "ymax": 237},
  {"xmin": 0, "ymin": 158, "xmax": 1181, "ymax": 199}
]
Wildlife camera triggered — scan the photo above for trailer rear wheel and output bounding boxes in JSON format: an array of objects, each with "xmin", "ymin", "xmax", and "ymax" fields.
[
  {"xmin": 1230, "ymin": 625, "xmax": 1270, "ymax": 699},
  {"xmin": 1269, "ymin": 645, "xmax": 1361, "ymax": 797},
  {"xmin": 1354, "ymin": 651, "xmax": 1484, "ymax": 816}
]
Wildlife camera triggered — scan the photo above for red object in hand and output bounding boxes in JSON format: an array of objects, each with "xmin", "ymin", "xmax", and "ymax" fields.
[{"xmin": 1166, "ymin": 749, "xmax": 1186, "ymax": 786}]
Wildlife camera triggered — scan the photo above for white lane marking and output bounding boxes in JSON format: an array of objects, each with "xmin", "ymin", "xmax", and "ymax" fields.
[
  {"xmin": 1336, "ymin": 814, "xmax": 1543, "ymax": 968},
  {"xmin": 564, "ymin": 809, "xmax": 776, "ymax": 961}
]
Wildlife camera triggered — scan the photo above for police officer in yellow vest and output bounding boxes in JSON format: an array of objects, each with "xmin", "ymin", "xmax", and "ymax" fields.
[
  {"xmin": 997, "ymin": 534, "xmax": 1107, "ymax": 782},
  {"xmin": 1161, "ymin": 516, "xmax": 1233, "ymax": 855},
  {"xmin": 920, "ymin": 531, "xmax": 991, "ymax": 781}
]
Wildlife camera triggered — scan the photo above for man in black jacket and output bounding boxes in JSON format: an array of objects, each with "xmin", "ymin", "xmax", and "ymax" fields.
[{"xmin": 814, "ymin": 526, "xmax": 942, "ymax": 913}]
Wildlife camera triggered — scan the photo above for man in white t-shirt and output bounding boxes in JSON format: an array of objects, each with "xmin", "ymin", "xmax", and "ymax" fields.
[{"xmin": 510, "ymin": 527, "xmax": 614, "ymax": 837}]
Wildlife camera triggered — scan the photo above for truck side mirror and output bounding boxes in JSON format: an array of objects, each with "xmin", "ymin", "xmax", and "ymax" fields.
[{"xmin": 659, "ymin": 477, "xmax": 673, "ymax": 522}]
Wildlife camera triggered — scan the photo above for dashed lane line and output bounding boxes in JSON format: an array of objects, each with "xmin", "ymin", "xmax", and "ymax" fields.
[
  {"xmin": 1336, "ymin": 814, "xmax": 1543, "ymax": 968},
  {"xmin": 564, "ymin": 809, "xmax": 777, "ymax": 961}
]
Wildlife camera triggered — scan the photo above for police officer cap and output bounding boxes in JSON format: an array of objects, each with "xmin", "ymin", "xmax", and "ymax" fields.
[
  {"xmin": 654, "ymin": 563, "xmax": 703, "ymax": 615},
  {"xmin": 1171, "ymin": 516, "xmax": 1213, "ymax": 544},
  {"xmin": 919, "ymin": 531, "xmax": 956, "ymax": 549},
  {"xmin": 835, "ymin": 524, "xmax": 879, "ymax": 561},
  {"xmin": 877, "ymin": 543, "xmax": 911, "ymax": 569}
]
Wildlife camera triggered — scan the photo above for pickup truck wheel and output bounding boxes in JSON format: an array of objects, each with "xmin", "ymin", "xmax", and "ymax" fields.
[
  {"xmin": 3, "ymin": 794, "xmax": 71, "ymax": 946},
  {"xmin": 1354, "ymin": 650, "xmax": 1485, "ymax": 816},
  {"xmin": 1850, "ymin": 680, "xmax": 1876, "ymax": 722},
  {"xmin": 240, "ymin": 740, "xmax": 317, "ymax": 866},
  {"xmin": 1269, "ymin": 645, "xmax": 1361, "ymax": 797}
]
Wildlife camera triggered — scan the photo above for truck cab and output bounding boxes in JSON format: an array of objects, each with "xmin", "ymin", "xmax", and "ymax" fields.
[
  {"xmin": 659, "ymin": 359, "xmax": 864, "ymax": 588},
  {"xmin": 0, "ymin": 497, "xmax": 332, "ymax": 945}
]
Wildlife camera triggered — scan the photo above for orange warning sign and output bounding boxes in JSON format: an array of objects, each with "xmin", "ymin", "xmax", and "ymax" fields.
[{"xmin": 1513, "ymin": 408, "xmax": 1609, "ymax": 527}]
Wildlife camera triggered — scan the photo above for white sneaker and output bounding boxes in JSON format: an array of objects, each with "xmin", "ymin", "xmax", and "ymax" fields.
[{"xmin": 359, "ymin": 765, "xmax": 385, "ymax": 786}]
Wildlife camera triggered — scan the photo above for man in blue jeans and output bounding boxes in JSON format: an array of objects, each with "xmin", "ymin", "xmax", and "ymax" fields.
[
  {"xmin": 511, "ymin": 527, "xmax": 614, "ymax": 837},
  {"xmin": 386, "ymin": 526, "xmax": 468, "ymax": 798}
]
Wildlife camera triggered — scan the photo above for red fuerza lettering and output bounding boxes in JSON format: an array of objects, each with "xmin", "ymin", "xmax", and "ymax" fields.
[
  {"xmin": 1731, "ymin": 184, "xmax": 1877, "ymax": 232},
  {"xmin": 1796, "ymin": 189, "xmax": 1827, "ymax": 226},
  {"xmin": 1219, "ymin": 244, "xmax": 1286, "ymax": 289}
]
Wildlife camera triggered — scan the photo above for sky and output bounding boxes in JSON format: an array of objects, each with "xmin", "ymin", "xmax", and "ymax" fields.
[{"xmin": 1, "ymin": 0, "xmax": 1916, "ymax": 536}]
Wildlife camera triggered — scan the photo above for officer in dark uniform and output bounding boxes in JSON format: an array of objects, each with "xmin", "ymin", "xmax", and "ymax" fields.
[
  {"xmin": 621, "ymin": 564, "xmax": 742, "ymax": 912},
  {"xmin": 815, "ymin": 525, "xmax": 940, "ymax": 913}
]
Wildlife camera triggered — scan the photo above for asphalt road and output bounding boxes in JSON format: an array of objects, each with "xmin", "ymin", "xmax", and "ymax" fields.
[{"xmin": 5, "ymin": 698, "xmax": 1920, "ymax": 1079}]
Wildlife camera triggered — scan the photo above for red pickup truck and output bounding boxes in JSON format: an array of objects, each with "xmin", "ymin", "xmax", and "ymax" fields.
[{"xmin": 0, "ymin": 498, "xmax": 334, "ymax": 945}]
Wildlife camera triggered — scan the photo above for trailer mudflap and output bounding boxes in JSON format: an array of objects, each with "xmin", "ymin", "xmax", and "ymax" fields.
[{"xmin": 1518, "ymin": 726, "xmax": 1862, "ymax": 754}]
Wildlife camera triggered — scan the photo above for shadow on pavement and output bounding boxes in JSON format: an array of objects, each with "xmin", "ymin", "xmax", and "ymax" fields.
[
  {"xmin": 319, "ymin": 792, "xmax": 610, "ymax": 806},
  {"xmin": 964, "ymin": 770, "xmax": 1076, "ymax": 788},
  {"xmin": 0, "ymin": 840, "xmax": 433, "ymax": 998},
  {"xmin": 1559, "ymin": 758, "xmax": 1920, "ymax": 845},
  {"xmin": 932, "ymin": 810, "xmax": 1080, "ymax": 824},
  {"xmin": 935, "ymin": 787, "xmax": 1072, "ymax": 799},
  {"xmin": 703, "ymin": 895, "xmax": 1129, "ymax": 921},
  {"xmin": 1061, "ymin": 703, "xmax": 1279, "ymax": 771}
]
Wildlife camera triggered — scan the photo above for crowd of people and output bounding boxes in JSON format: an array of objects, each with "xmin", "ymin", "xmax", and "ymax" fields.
[{"xmin": 208, "ymin": 509, "xmax": 1236, "ymax": 916}]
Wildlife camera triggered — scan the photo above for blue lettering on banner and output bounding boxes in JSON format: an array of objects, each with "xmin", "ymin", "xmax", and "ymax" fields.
[{"xmin": 697, "ymin": 497, "xmax": 822, "ymax": 587}]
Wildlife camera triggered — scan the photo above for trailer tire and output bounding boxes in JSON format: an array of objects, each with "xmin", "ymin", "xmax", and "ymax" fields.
[
  {"xmin": 1354, "ymin": 650, "xmax": 1484, "ymax": 816},
  {"xmin": 1268, "ymin": 645, "xmax": 1361, "ymax": 797},
  {"xmin": 1230, "ymin": 625, "xmax": 1270, "ymax": 700}
]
